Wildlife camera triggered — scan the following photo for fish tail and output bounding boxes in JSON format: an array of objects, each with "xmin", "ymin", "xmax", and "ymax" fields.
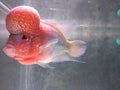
[{"xmin": 67, "ymin": 40, "xmax": 87, "ymax": 57}]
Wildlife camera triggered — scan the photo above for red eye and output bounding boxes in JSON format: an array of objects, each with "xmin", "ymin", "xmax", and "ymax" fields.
[{"xmin": 21, "ymin": 34, "xmax": 28, "ymax": 40}]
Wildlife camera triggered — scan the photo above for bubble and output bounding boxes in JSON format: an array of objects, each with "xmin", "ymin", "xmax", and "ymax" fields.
[
  {"xmin": 116, "ymin": 38, "xmax": 120, "ymax": 45},
  {"xmin": 117, "ymin": 9, "xmax": 120, "ymax": 16}
]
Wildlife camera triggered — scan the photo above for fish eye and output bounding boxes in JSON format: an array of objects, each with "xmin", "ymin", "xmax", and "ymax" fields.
[{"xmin": 21, "ymin": 34, "xmax": 28, "ymax": 40}]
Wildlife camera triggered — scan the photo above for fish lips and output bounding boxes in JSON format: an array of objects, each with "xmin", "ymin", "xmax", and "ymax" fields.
[
  {"xmin": 3, "ymin": 44, "xmax": 23, "ymax": 60},
  {"xmin": 3, "ymin": 44, "xmax": 16, "ymax": 57},
  {"xmin": 3, "ymin": 46, "xmax": 24, "ymax": 61},
  {"xmin": 3, "ymin": 45, "xmax": 37, "ymax": 61}
]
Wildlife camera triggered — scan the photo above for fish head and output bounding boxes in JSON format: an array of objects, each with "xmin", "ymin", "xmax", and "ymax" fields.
[
  {"xmin": 3, "ymin": 32, "xmax": 41, "ymax": 63},
  {"xmin": 3, "ymin": 6, "xmax": 59, "ymax": 65},
  {"xmin": 3, "ymin": 6, "xmax": 44, "ymax": 65},
  {"xmin": 3, "ymin": 32, "xmax": 57, "ymax": 65}
]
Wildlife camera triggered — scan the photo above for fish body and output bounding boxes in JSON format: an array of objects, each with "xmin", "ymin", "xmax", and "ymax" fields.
[{"xmin": 3, "ymin": 6, "xmax": 87, "ymax": 68}]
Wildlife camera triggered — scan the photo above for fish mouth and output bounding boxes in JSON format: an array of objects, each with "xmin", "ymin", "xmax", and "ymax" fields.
[
  {"xmin": 3, "ymin": 45, "xmax": 23, "ymax": 60},
  {"xmin": 3, "ymin": 45, "xmax": 36, "ymax": 61},
  {"xmin": 3, "ymin": 47, "xmax": 29, "ymax": 61},
  {"xmin": 3, "ymin": 44, "xmax": 16, "ymax": 57},
  {"xmin": 3, "ymin": 44, "xmax": 40, "ymax": 65}
]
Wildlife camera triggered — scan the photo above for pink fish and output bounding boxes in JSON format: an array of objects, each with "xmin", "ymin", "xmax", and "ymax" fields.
[{"xmin": 3, "ymin": 6, "xmax": 86, "ymax": 68}]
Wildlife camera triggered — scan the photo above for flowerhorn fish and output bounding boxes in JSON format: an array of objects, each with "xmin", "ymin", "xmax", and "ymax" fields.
[{"xmin": 3, "ymin": 6, "xmax": 87, "ymax": 68}]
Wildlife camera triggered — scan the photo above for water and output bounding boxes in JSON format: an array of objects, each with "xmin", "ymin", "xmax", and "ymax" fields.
[{"xmin": 0, "ymin": 0, "xmax": 120, "ymax": 90}]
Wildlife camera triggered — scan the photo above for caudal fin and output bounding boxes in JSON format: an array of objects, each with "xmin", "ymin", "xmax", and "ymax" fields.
[{"xmin": 67, "ymin": 40, "xmax": 87, "ymax": 57}]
